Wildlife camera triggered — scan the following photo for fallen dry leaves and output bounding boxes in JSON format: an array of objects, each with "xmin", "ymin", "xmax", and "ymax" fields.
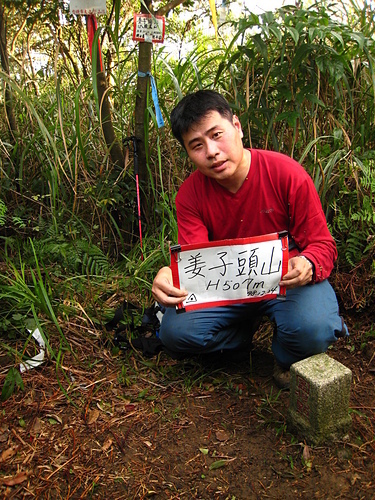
[
  {"xmin": 0, "ymin": 446, "xmax": 18, "ymax": 463},
  {"xmin": 0, "ymin": 315, "xmax": 374, "ymax": 499},
  {"xmin": 1, "ymin": 471, "xmax": 30, "ymax": 486}
]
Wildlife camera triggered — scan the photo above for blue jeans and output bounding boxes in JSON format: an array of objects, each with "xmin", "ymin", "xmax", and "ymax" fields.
[{"xmin": 159, "ymin": 280, "xmax": 348, "ymax": 368}]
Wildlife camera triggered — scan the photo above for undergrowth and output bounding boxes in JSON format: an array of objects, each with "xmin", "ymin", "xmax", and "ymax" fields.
[{"xmin": 0, "ymin": 0, "xmax": 374, "ymax": 400}]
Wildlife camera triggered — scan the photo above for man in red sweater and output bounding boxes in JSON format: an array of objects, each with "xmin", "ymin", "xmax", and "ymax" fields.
[{"xmin": 151, "ymin": 90, "xmax": 348, "ymax": 388}]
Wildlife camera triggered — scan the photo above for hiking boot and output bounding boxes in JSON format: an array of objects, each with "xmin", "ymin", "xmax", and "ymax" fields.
[{"xmin": 273, "ymin": 362, "xmax": 290, "ymax": 389}]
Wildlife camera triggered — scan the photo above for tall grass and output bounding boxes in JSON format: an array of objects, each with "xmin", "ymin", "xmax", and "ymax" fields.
[{"xmin": 163, "ymin": 2, "xmax": 375, "ymax": 268}]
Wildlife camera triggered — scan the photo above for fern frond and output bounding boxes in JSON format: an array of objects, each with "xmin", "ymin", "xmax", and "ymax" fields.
[{"xmin": 0, "ymin": 199, "xmax": 7, "ymax": 227}]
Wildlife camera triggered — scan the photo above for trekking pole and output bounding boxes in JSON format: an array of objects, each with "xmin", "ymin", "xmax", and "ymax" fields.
[{"xmin": 124, "ymin": 136, "xmax": 143, "ymax": 259}]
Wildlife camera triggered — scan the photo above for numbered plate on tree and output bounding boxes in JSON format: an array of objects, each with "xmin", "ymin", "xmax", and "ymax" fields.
[{"xmin": 70, "ymin": 0, "xmax": 106, "ymax": 15}]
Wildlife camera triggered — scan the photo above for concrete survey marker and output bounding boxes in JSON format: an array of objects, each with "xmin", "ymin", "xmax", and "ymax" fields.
[{"xmin": 287, "ymin": 353, "xmax": 352, "ymax": 444}]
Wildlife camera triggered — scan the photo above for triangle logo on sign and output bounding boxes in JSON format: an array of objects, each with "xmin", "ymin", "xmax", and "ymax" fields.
[{"xmin": 186, "ymin": 294, "xmax": 197, "ymax": 303}]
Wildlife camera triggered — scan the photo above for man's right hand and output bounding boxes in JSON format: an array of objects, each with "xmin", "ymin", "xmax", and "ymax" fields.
[{"xmin": 151, "ymin": 266, "xmax": 188, "ymax": 307}]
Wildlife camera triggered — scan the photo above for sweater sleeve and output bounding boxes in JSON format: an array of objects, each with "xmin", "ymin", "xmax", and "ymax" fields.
[{"xmin": 288, "ymin": 175, "xmax": 337, "ymax": 282}]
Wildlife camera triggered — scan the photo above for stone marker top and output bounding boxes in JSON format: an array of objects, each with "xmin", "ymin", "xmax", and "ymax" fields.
[
  {"xmin": 292, "ymin": 353, "xmax": 352, "ymax": 385},
  {"xmin": 288, "ymin": 353, "xmax": 352, "ymax": 444}
]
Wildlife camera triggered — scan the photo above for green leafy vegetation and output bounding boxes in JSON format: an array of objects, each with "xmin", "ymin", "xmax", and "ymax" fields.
[
  {"xmin": 0, "ymin": 0, "xmax": 374, "ymax": 398},
  {"xmin": 1, "ymin": 367, "xmax": 24, "ymax": 401}
]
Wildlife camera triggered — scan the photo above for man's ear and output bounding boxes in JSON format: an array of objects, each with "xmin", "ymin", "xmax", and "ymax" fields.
[{"xmin": 232, "ymin": 115, "xmax": 244, "ymax": 139}]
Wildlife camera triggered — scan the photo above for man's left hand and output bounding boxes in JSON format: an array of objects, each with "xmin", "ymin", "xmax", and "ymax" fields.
[{"xmin": 279, "ymin": 256, "xmax": 313, "ymax": 289}]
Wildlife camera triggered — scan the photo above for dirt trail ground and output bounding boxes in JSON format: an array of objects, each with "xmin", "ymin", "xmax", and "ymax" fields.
[{"xmin": 0, "ymin": 313, "xmax": 374, "ymax": 499}]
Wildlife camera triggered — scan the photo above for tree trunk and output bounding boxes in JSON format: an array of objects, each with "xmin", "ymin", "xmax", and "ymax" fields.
[
  {"xmin": 134, "ymin": 0, "xmax": 153, "ymax": 184},
  {"xmin": 134, "ymin": 0, "xmax": 187, "ymax": 184},
  {"xmin": 87, "ymin": 15, "xmax": 124, "ymax": 170},
  {"xmin": 97, "ymin": 69, "xmax": 124, "ymax": 169},
  {"xmin": 0, "ymin": 4, "xmax": 18, "ymax": 140}
]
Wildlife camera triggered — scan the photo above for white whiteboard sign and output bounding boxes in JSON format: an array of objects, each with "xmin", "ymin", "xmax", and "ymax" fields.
[
  {"xmin": 170, "ymin": 233, "xmax": 289, "ymax": 311},
  {"xmin": 133, "ymin": 14, "xmax": 165, "ymax": 43},
  {"xmin": 70, "ymin": 0, "xmax": 106, "ymax": 15}
]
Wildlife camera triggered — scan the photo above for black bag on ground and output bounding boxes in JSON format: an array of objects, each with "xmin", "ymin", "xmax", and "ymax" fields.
[{"xmin": 105, "ymin": 300, "xmax": 165, "ymax": 357}]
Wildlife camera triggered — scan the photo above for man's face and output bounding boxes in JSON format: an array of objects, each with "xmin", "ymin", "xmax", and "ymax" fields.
[{"xmin": 182, "ymin": 111, "xmax": 248, "ymax": 190}]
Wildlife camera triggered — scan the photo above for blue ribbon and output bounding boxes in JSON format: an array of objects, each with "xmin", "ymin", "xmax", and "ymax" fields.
[{"xmin": 138, "ymin": 71, "xmax": 164, "ymax": 128}]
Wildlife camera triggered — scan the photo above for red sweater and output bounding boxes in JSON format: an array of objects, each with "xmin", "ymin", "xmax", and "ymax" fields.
[{"xmin": 175, "ymin": 149, "xmax": 337, "ymax": 282}]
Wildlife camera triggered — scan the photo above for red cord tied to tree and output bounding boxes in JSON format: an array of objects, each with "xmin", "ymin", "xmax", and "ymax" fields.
[{"xmin": 87, "ymin": 14, "xmax": 104, "ymax": 72}]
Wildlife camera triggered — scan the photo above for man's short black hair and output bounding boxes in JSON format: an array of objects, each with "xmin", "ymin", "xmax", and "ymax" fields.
[{"xmin": 170, "ymin": 90, "xmax": 233, "ymax": 147}]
